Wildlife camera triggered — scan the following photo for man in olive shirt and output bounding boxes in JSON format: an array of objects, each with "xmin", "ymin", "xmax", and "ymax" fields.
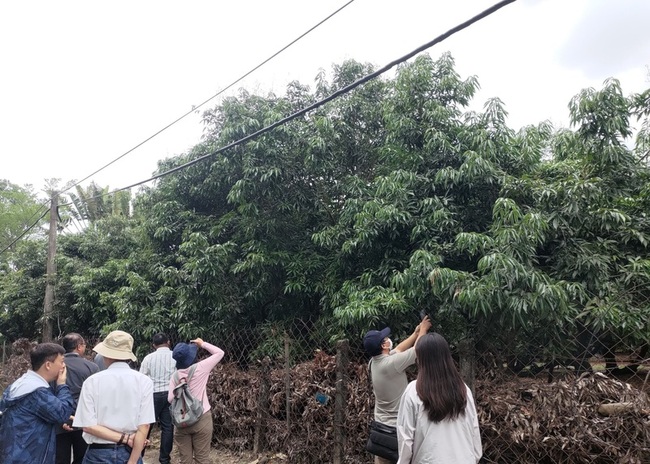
[{"xmin": 364, "ymin": 316, "xmax": 431, "ymax": 464}]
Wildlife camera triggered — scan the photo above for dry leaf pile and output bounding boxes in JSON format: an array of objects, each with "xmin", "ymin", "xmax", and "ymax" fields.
[
  {"xmin": 208, "ymin": 355, "xmax": 649, "ymax": 463},
  {"xmin": 207, "ymin": 351, "xmax": 374, "ymax": 463},
  {"xmin": 477, "ymin": 373, "xmax": 650, "ymax": 463},
  {"xmin": 0, "ymin": 338, "xmax": 34, "ymax": 393},
  {"xmin": 1, "ymin": 342, "xmax": 647, "ymax": 463}
]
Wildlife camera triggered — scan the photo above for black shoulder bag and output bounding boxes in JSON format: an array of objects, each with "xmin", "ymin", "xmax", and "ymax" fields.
[{"xmin": 365, "ymin": 359, "xmax": 399, "ymax": 462}]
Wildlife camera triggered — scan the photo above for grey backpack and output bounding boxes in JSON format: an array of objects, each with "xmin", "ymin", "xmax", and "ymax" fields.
[{"xmin": 170, "ymin": 365, "xmax": 203, "ymax": 428}]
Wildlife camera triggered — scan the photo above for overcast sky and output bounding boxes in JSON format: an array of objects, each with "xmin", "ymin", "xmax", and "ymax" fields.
[{"xmin": 1, "ymin": 0, "xmax": 649, "ymax": 196}]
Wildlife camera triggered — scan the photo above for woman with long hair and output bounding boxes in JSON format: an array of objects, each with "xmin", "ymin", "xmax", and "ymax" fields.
[{"xmin": 396, "ymin": 333, "xmax": 482, "ymax": 463}]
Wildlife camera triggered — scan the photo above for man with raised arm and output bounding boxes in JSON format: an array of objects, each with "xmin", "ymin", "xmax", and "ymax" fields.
[{"xmin": 364, "ymin": 316, "xmax": 431, "ymax": 464}]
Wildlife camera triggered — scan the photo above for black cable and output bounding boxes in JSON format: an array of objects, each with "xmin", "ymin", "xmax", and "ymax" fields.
[
  {"xmin": 60, "ymin": 0, "xmax": 517, "ymax": 207},
  {"xmin": 21, "ymin": 201, "xmax": 51, "ymax": 229},
  {"xmin": 60, "ymin": 0, "xmax": 357, "ymax": 196},
  {"xmin": 0, "ymin": 206, "xmax": 50, "ymax": 255}
]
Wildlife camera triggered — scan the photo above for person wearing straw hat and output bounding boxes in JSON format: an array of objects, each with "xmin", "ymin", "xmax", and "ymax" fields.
[{"xmin": 73, "ymin": 330, "xmax": 155, "ymax": 464}]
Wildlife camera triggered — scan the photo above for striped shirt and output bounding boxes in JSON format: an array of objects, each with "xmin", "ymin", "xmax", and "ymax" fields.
[{"xmin": 139, "ymin": 346, "xmax": 176, "ymax": 393}]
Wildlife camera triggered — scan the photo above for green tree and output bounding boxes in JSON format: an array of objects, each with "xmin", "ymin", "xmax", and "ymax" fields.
[
  {"xmin": 66, "ymin": 182, "xmax": 131, "ymax": 223},
  {"xmin": 430, "ymin": 79, "xmax": 650, "ymax": 363},
  {"xmin": 0, "ymin": 180, "xmax": 47, "ymax": 252},
  {"xmin": 0, "ymin": 239, "xmax": 48, "ymax": 340}
]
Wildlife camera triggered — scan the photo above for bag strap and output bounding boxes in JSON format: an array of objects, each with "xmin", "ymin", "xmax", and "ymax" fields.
[
  {"xmin": 185, "ymin": 364, "xmax": 198, "ymax": 383},
  {"xmin": 367, "ymin": 359, "xmax": 374, "ymax": 424},
  {"xmin": 173, "ymin": 363, "xmax": 198, "ymax": 386}
]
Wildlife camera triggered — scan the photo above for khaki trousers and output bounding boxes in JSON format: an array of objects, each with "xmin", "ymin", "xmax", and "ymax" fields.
[{"xmin": 174, "ymin": 411, "xmax": 213, "ymax": 464}]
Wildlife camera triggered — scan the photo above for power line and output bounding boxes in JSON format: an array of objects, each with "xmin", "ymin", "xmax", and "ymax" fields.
[
  {"xmin": 60, "ymin": 0, "xmax": 357, "ymax": 196},
  {"xmin": 0, "ymin": 205, "xmax": 50, "ymax": 255},
  {"xmin": 59, "ymin": 0, "xmax": 517, "ymax": 208},
  {"xmin": 21, "ymin": 200, "xmax": 51, "ymax": 228}
]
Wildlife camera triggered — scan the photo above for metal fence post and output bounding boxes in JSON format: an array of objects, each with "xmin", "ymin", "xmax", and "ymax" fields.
[
  {"xmin": 458, "ymin": 337, "xmax": 476, "ymax": 394},
  {"xmin": 333, "ymin": 339, "xmax": 349, "ymax": 464},
  {"xmin": 254, "ymin": 356, "xmax": 270, "ymax": 455},
  {"xmin": 284, "ymin": 331, "xmax": 291, "ymax": 431}
]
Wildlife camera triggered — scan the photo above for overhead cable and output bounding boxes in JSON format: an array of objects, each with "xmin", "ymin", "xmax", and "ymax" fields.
[
  {"xmin": 60, "ymin": 0, "xmax": 517, "ymax": 208},
  {"xmin": 61, "ymin": 0, "xmax": 357, "ymax": 196},
  {"xmin": 0, "ymin": 206, "xmax": 50, "ymax": 255}
]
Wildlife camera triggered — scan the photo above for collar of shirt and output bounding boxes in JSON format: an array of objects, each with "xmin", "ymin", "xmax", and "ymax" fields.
[{"xmin": 107, "ymin": 361, "xmax": 132, "ymax": 370}]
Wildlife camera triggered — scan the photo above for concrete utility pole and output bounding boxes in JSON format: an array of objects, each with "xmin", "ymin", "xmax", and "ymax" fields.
[{"xmin": 42, "ymin": 192, "xmax": 58, "ymax": 342}]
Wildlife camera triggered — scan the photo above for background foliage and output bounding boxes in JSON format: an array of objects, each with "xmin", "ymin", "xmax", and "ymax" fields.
[{"xmin": 0, "ymin": 51, "xmax": 648, "ymax": 365}]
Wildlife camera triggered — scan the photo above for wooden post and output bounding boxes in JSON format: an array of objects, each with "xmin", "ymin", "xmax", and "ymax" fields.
[
  {"xmin": 42, "ymin": 192, "xmax": 58, "ymax": 342},
  {"xmin": 458, "ymin": 338, "xmax": 476, "ymax": 394},
  {"xmin": 333, "ymin": 339, "xmax": 349, "ymax": 464},
  {"xmin": 254, "ymin": 356, "xmax": 271, "ymax": 454},
  {"xmin": 284, "ymin": 332, "xmax": 291, "ymax": 431}
]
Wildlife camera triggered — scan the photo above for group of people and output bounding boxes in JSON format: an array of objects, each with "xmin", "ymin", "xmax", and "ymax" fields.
[
  {"xmin": 0, "ymin": 330, "xmax": 224, "ymax": 464},
  {"xmin": 364, "ymin": 317, "xmax": 483, "ymax": 464},
  {"xmin": 1, "ymin": 319, "xmax": 479, "ymax": 464}
]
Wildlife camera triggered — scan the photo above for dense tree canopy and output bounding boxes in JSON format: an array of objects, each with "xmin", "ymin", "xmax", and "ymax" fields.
[
  {"xmin": 0, "ymin": 54, "xmax": 647, "ymax": 363},
  {"xmin": 0, "ymin": 180, "xmax": 46, "ymax": 251}
]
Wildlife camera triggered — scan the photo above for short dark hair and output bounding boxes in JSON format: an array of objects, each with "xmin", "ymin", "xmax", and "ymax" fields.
[
  {"xmin": 31, "ymin": 343, "xmax": 65, "ymax": 371},
  {"xmin": 152, "ymin": 333, "xmax": 169, "ymax": 346},
  {"xmin": 61, "ymin": 333, "xmax": 85, "ymax": 353}
]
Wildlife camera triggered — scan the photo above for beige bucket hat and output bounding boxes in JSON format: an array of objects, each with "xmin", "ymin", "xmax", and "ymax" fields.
[{"xmin": 93, "ymin": 330, "xmax": 137, "ymax": 361}]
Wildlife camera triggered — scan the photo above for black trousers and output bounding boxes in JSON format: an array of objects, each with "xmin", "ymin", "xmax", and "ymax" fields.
[
  {"xmin": 56, "ymin": 430, "xmax": 88, "ymax": 464},
  {"xmin": 148, "ymin": 391, "xmax": 174, "ymax": 464}
]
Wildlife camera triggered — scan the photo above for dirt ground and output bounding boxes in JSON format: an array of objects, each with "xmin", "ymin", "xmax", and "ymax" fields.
[{"xmin": 143, "ymin": 428, "xmax": 284, "ymax": 464}]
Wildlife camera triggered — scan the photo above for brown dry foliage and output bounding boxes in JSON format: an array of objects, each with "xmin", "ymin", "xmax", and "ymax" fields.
[
  {"xmin": 477, "ymin": 373, "xmax": 650, "ymax": 463},
  {"xmin": 207, "ymin": 353, "xmax": 650, "ymax": 463},
  {"xmin": 1, "ymin": 343, "xmax": 648, "ymax": 463},
  {"xmin": 0, "ymin": 339, "xmax": 34, "ymax": 393}
]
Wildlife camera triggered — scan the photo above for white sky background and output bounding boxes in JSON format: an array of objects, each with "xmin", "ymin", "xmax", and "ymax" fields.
[{"xmin": 1, "ymin": 0, "xmax": 649, "ymax": 197}]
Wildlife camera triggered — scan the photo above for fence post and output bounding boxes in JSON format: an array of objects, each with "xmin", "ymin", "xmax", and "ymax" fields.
[
  {"xmin": 254, "ymin": 356, "xmax": 270, "ymax": 455},
  {"xmin": 284, "ymin": 331, "xmax": 291, "ymax": 432},
  {"xmin": 334, "ymin": 339, "xmax": 349, "ymax": 464},
  {"xmin": 458, "ymin": 337, "xmax": 476, "ymax": 394}
]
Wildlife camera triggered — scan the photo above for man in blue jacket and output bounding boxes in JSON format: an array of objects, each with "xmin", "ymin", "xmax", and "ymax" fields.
[{"xmin": 0, "ymin": 342, "xmax": 74, "ymax": 464}]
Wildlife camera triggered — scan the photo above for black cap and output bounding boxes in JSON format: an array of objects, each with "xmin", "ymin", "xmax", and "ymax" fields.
[{"xmin": 363, "ymin": 327, "xmax": 391, "ymax": 356}]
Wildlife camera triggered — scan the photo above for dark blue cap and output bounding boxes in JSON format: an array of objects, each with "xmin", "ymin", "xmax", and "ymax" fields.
[
  {"xmin": 172, "ymin": 342, "xmax": 198, "ymax": 369},
  {"xmin": 363, "ymin": 327, "xmax": 391, "ymax": 356}
]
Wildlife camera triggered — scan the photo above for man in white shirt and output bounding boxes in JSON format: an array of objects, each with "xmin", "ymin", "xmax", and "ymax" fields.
[
  {"xmin": 73, "ymin": 330, "xmax": 155, "ymax": 464},
  {"xmin": 139, "ymin": 333, "xmax": 176, "ymax": 464}
]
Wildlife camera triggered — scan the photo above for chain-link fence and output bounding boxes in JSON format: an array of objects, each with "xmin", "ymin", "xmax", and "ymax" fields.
[
  {"xmin": 204, "ymin": 317, "xmax": 649, "ymax": 463},
  {"xmin": 0, "ymin": 319, "xmax": 647, "ymax": 462}
]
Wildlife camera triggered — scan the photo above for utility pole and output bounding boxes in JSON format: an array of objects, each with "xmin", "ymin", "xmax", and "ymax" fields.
[{"xmin": 42, "ymin": 192, "xmax": 58, "ymax": 342}]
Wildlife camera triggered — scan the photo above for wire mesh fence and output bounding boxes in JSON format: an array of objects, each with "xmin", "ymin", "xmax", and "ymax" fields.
[
  {"xmin": 205, "ymin": 316, "xmax": 649, "ymax": 463},
  {"xmin": 0, "ymin": 317, "xmax": 647, "ymax": 462}
]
